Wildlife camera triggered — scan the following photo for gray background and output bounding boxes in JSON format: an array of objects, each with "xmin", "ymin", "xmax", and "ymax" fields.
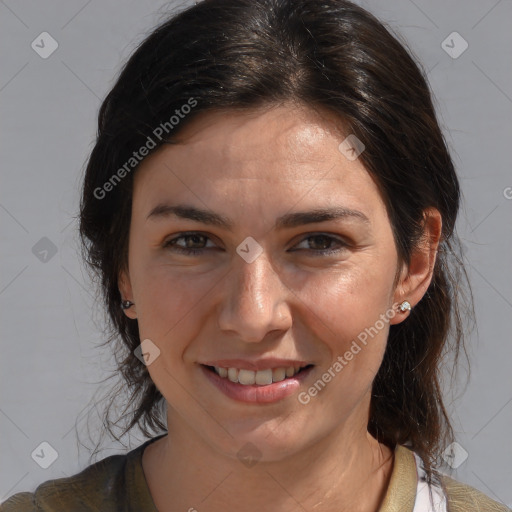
[{"xmin": 1, "ymin": 0, "xmax": 511, "ymax": 506}]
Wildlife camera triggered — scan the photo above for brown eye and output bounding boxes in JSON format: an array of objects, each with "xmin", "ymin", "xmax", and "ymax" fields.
[
  {"xmin": 306, "ymin": 235, "xmax": 332, "ymax": 250},
  {"xmin": 180, "ymin": 234, "xmax": 208, "ymax": 249},
  {"xmin": 163, "ymin": 232, "xmax": 215, "ymax": 255},
  {"xmin": 292, "ymin": 234, "xmax": 348, "ymax": 256}
]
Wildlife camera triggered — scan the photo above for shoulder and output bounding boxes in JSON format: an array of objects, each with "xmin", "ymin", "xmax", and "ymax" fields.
[
  {"xmin": 0, "ymin": 437, "xmax": 161, "ymax": 512},
  {"xmin": 402, "ymin": 445, "xmax": 510, "ymax": 512},
  {"xmin": 440, "ymin": 474, "xmax": 511, "ymax": 512},
  {"xmin": 0, "ymin": 452, "xmax": 129, "ymax": 512},
  {"xmin": 0, "ymin": 492, "xmax": 36, "ymax": 512}
]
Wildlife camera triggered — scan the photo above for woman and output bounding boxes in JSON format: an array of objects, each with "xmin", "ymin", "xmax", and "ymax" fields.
[{"xmin": 2, "ymin": 0, "xmax": 508, "ymax": 510}]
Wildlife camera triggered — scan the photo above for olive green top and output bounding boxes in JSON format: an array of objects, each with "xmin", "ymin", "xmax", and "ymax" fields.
[{"xmin": 1, "ymin": 436, "xmax": 509, "ymax": 511}]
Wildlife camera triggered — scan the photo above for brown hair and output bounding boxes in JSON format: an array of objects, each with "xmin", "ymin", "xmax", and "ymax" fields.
[{"xmin": 79, "ymin": 0, "xmax": 472, "ymax": 483}]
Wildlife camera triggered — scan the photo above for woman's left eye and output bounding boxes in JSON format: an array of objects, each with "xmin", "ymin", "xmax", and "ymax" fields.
[
  {"xmin": 292, "ymin": 234, "xmax": 348, "ymax": 255},
  {"xmin": 163, "ymin": 232, "xmax": 348, "ymax": 256}
]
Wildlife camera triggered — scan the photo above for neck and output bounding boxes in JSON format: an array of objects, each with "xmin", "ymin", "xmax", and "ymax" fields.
[{"xmin": 142, "ymin": 409, "xmax": 394, "ymax": 512}]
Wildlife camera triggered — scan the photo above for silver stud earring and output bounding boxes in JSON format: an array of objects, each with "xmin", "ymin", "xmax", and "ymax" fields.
[
  {"xmin": 121, "ymin": 300, "xmax": 134, "ymax": 310},
  {"xmin": 398, "ymin": 300, "xmax": 411, "ymax": 312}
]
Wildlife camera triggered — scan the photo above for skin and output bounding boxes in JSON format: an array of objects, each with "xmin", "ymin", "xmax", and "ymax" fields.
[{"xmin": 119, "ymin": 104, "xmax": 442, "ymax": 512}]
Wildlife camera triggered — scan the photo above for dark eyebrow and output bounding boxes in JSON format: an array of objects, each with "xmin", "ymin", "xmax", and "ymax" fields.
[{"xmin": 146, "ymin": 203, "xmax": 370, "ymax": 230}]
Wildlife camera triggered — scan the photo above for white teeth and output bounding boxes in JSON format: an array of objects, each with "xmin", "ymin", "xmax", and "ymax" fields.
[
  {"xmin": 212, "ymin": 365, "xmax": 305, "ymax": 385},
  {"xmin": 227, "ymin": 367, "xmax": 239, "ymax": 383},
  {"xmin": 272, "ymin": 367, "xmax": 286, "ymax": 382},
  {"xmin": 255, "ymin": 368, "xmax": 273, "ymax": 385},
  {"xmin": 238, "ymin": 369, "xmax": 256, "ymax": 385}
]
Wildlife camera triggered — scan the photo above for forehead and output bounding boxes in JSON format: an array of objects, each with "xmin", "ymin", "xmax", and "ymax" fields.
[
  {"xmin": 168, "ymin": 105, "xmax": 345, "ymax": 172},
  {"xmin": 132, "ymin": 105, "xmax": 384, "ymax": 219}
]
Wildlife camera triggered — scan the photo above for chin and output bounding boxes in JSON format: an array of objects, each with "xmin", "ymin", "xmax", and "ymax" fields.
[{"xmin": 212, "ymin": 414, "xmax": 315, "ymax": 464}]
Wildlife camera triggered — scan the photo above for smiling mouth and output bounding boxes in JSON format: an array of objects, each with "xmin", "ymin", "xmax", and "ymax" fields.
[{"xmin": 202, "ymin": 364, "xmax": 314, "ymax": 386}]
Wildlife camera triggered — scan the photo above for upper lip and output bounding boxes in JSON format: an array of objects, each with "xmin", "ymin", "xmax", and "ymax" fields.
[{"xmin": 200, "ymin": 359, "xmax": 312, "ymax": 371}]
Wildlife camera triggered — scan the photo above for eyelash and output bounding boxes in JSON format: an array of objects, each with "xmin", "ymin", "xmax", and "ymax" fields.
[{"xmin": 162, "ymin": 231, "xmax": 348, "ymax": 256}]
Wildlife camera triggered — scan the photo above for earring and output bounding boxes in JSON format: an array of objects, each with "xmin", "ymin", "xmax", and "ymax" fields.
[
  {"xmin": 398, "ymin": 300, "xmax": 411, "ymax": 312},
  {"xmin": 121, "ymin": 300, "xmax": 134, "ymax": 310}
]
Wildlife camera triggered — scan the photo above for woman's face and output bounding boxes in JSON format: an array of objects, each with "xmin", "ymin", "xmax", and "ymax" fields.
[{"xmin": 120, "ymin": 105, "xmax": 416, "ymax": 461}]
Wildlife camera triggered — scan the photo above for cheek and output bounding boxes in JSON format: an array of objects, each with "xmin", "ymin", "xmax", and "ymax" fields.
[
  {"xmin": 293, "ymin": 254, "xmax": 397, "ymax": 391},
  {"xmin": 132, "ymin": 268, "xmax": 217, "ymax": 401},
  {"xmin": 134, "ymin": 266, "xmax": 213, "ymax": 343},
  {"xmin": 293, "ymin": 276, "xmax": 392, "ymax": 419},
  {"xmin": 300, "ymin": 256, "xmax": 396, "ymax": 336}
]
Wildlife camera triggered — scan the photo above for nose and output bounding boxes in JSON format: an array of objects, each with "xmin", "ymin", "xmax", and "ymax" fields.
[{"xmin": 217, "ymin": 251, "xmax": 292, "ymax": 343}]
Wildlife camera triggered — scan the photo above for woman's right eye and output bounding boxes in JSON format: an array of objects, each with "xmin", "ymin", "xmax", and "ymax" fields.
[{"xmin": 163, "ymin": 232, "xmax": 216, "ymax": 255}]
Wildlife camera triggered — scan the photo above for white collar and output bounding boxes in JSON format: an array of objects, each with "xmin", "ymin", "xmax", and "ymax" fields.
[{"xmin": 412, "ymin": 452, "xmax": 448, "ymax": 512}]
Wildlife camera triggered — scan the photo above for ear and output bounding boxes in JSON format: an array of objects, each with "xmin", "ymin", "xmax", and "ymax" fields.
[
  {"xmin": 119, "ymin": 268, "xmax": 137, "ymax": 319},
  {"xmin": 389, "ymin": 207, "xmax": 442, "ymax": 325}
]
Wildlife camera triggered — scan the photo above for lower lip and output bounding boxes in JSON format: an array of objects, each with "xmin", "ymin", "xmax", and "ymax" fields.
[{"xmin": 200, "ymin": 365, "xmax": 314, "ymax": 404}]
